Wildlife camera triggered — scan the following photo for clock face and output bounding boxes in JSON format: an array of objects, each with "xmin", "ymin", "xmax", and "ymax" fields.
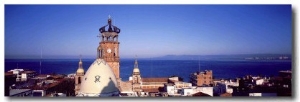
[{"xmin": 107, "ymin": 48, "xmax": 111, "ymax": 53}]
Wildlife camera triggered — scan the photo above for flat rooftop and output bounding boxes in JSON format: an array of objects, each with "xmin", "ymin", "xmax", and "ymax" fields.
[{"xmin": 10, "ymin": 89, "xmax": 32, "ymax": 96}]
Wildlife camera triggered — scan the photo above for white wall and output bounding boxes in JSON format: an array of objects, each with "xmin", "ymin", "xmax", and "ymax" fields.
[
  {"xmin": 197, "ymin": 87, "xmax": 213, "ymax": 96},
  {"xmin": 181, "ymin": 88, "xmax": 193, "ymax": 96},
  {"xmin": 166, "ymin": 86, "xmax": 175, "ymax": 95},
  {"xmin": 256, "ymin": 79, "xmax": 264, "ymax": 85}
]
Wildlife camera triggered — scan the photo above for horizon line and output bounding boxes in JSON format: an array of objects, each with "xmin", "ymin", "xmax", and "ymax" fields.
[{"xmin": 5, "ymin": 53, "xmax": 292, "ymax": 59}]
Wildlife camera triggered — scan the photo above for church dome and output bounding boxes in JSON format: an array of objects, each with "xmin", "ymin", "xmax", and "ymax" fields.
[
  {"xmin": 76, "ymin": 58, "xmax": 84, "ymax": 75},
  {"xmin": 76, "ymin": 68, "xmax": 84, "ymax": 74},
  {"xmin": 132, "ymin": 58, "xmax": 140, "ymax": 74},
  {"xmin": 133, "ymin": 68, "xmax": 140, "ymax": 73},
  {"xmin": 78, "ymin": 59, "xmax": 119, "ymax": 96},
  {"xmin": 99, "ymin": 17, "xmax": 121, "ymax": 33}
]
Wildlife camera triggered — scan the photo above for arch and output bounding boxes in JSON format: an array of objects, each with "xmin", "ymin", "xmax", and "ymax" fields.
[{"xmin": 78, "ymin": 77, "xmax": 81, "ymax": 84}]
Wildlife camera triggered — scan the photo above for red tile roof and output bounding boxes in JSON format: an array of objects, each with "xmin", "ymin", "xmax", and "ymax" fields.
[
  {"xmin": 142, "ymin": 78, "xmax": 168, "ymax": 82},
  {"xmin": 142, "ymin": 88, "xmax": 159, "ymax": 92}
]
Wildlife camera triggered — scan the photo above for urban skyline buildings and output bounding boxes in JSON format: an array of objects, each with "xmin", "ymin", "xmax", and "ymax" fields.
[{"xmin": 4, "ymin": 5, "xmax": 293, "ymax": 98}]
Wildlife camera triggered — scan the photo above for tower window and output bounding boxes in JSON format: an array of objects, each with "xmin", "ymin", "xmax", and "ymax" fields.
[{"xmin": 78, "ymin": 77, "xmax": 81, "ymax": 84}]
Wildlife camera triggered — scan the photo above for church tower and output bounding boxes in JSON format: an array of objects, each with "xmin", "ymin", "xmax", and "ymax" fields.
[
  {"xmin": 132, "ymin": 57, "xmax": 142, "ymax": 93},
  {"xmin": 74, "ymin": 56, "xmax": 84, "ymax": 95},
  {"xmin": 97, "ymin": 16, "xmax": 121, "ymax": 79}
]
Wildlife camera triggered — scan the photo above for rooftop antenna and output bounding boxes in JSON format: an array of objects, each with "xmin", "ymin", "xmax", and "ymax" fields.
[
  {"xmin": 198, "ymin": 56, "xmax": 200, "ymax": 73},
  {"xmin": 151, "ymin": 57, "xmax": 153, "ymax": 77},
  {"xmin": 40, "ymin": 49, "xmax": 42, "ymax": 75}
]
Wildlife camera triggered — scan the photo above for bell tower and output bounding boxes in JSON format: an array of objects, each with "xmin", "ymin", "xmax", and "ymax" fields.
[
  {"xmin": 74, "ymin": 55, "xmax": 84, "ymax": 95},
  {"xmin": 132, "ymin": 57, "xmax": 142, "ymax": 93},
  {"xmin": 97, "ymin": 16, "xmax": 121, "ymax": 79}
]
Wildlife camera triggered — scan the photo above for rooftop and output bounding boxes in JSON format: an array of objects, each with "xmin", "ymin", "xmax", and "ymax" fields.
[
  {"xmin": 10, "ymin": 89, "xmax": 32, "ymax": 96},
  {"xmin": 142, "ymin": 78, "xmax": 169, "ymax": 82},
  {"xmin": 142, "ymin": 88, "xmax": 160, "ymax": 92}
]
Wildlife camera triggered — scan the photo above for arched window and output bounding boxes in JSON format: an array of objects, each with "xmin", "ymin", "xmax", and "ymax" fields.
[{"xmin": 78, "ymin": 77, "xmax": 81, "ymax": 84}]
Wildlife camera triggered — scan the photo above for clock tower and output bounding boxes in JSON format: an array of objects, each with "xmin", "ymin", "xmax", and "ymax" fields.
[{"xmin": 97, "ymin": 16, "xmax": 121, "ymax": 79}]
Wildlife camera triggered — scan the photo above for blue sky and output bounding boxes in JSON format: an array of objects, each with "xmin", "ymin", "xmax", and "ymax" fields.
[{"xmin": 5, "ymin": 5, "xmax": 292, "ymax": 59}]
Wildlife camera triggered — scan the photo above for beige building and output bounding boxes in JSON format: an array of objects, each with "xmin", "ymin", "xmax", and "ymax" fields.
[
  {"xmin": 131, "ymin": 58, "xmax": 142, "ymax": 93},
  {"xmin": 190, "ymin": 70, "xmax": 213, "ymax": 86},
  {"xmin": 128, "ymin": 59, "xmax": 169, "ymax": 94},
  {"xmin": 97, "ymin": 16, "xmax": 121, "ymax": 79}
]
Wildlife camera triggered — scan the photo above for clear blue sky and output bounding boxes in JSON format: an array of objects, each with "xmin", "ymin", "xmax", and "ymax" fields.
[{"xmin": 5, "ymin": 5, "xmax": 292, "ymax": 59}]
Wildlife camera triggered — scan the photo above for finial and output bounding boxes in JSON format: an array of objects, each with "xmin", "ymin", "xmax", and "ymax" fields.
[
  {"xmin": 79, "ymin": 54, "xmax": 83, "ymax": 68},
  {"xmin": 80, "ymin": 54, "xmax": 82, "ymax": 61},
  {"xmin": 134, "ymin": 55, "xmax": 138, "ymax": 68}
]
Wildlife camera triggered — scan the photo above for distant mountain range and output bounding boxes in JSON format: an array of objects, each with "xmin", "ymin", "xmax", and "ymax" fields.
[{"xmin": 145, "ymin": 54, "xmax": 292, "ymax": 61}]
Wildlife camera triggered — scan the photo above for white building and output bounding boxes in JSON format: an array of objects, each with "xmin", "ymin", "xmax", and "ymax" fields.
[
  {"xmin": 76, "ymin": 59, "xmax": 119, "ymax": 97},
  {"xmin": 214, "ymin": 79, "xmax": 239, "ymax": 95},
  {"xmin": 177, "ymin": 86, "xmax": 213, "ymax": 96},
  {"xmin": 174, "ymin": 81, "xmax": 192, "ymax": 89},
  {"xmin": 179, "ymin": 88, "xmax": 194, "ymax": 96},
  {"xmin": 10, "ymin": 69, "xmax": 24, "ymax": 75},
  {"xmin": 255, "ymin": 78, "xmax": 265, "ymax": 85},
  {"xmin": 249, "ymin": 93, "xmax": 277, "ymax": 97},
  {"xmin": 164, "ymin": 84, "xmax": 176, "ymax": 95},
  {"xmin": 196, "ymin": 87, "xmax": 213, "ymax": 96},
  {"xmin": 21, "ymin": 73, "xmax": 27, "ymax": 81},
  {"xmin": 52, "ymin": 93, "xmax": 67, "ymax": 97},
  {"xmin": 67, "ymin": 73, "xmax": 76, "ymax": 79},
  {"xmin": 8, "ymin": 69, "xmax": 36, "ymax": 82}
]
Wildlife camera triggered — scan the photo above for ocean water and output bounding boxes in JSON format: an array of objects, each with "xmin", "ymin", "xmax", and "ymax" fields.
[{"xmin": 5, "ymin": 59, "xmax": 292, "ymax": 82}]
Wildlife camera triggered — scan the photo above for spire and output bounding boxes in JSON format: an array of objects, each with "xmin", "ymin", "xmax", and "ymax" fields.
[
  {"xmin": 76, "ymin": 55, "xmax": 84, "ymax": 75},
  {"xmin": 108, "ymin": 15, "xmax": 112, "ymax": 26},
  {"xmin": 40, "ymin": 49, "xmax": 42, "ymax": 75},
  {"xmin": 198, "ymin": 57, "xmax": 200, "ymax": 73},
  {"xmin": 79, "ymin": 54, "xmax": 83, "ymax": 68},
  {"xmin": 134, "ymin": 55, "xmax": 138, "ymax": 68},
  {"xmin": 133, "ymin": 55, "xmax": 140, "ymax": 74}
]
